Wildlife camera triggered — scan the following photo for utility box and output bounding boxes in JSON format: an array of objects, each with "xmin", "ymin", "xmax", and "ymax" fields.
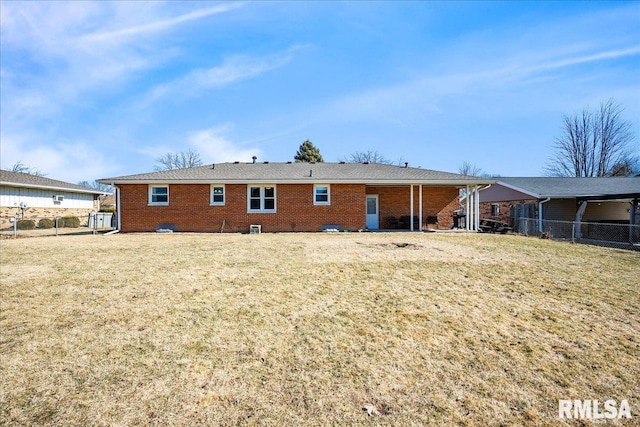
[{"xmin": 89, "ymin": 212, "xmax": 114, "ymax": 228}]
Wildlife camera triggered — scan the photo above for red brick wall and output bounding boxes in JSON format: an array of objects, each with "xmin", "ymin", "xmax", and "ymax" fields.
[
  {"xmin": 479, "ymin": 200, "xmax": 537, "ymax": 225},
  {"xmin": 118, "ymin": 183, "xmax": 366, "ymax": 233},
  {"xmin": 118, "ymin": 183, "xmax": 460, "ymax": 233},
  {"xmin": 366, "ymin": 186, "xmax": 460, "ymax": 230}
]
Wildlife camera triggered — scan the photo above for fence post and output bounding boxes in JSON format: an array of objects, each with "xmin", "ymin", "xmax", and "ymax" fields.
[{"xmin": 55, "ymin": 217, "xmax": 59, "ymax": 237}]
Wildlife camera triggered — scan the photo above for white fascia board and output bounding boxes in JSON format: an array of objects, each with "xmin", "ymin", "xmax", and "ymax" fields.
[
  {"xmin": 0, "ymin": 181, "xmax": 109, "ymax": 195},
  {"xmin": 105, "ymin": 178, "xmax": 496, "ymax": 186}
]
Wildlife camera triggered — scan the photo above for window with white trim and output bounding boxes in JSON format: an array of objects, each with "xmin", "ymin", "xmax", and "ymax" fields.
[
  {"xmin": 210, "ymin": 185, "xmax": 225, "ymax": 205},
  {"xmin": 149, "ymin": 185, "xmax": 169, "ymax": 205},
  {"xmin": 314, "ymin": 184, "xmax": 330, "ymax": 205},
  {"xmin": 491, "ymin": 203, "xmax": 500, "ymax": 217},
  {"xmin": 248, "ymin": 186, "xmax": 276, "ymax": 212}
]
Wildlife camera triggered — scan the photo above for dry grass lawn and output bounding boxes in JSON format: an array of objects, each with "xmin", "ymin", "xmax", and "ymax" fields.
[{"xmin": 1, "ymin": 232, "xmax": 638, "ymax": 426}]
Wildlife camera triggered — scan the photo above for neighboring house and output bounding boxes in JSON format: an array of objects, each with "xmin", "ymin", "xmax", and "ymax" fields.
[
  {"xmin": 0, "ymin": 169, "xmax": 108, "ymax": 229},
  {"xmin": 478, "ymin": 177, "xmax": 640, "ymax": 227},
  {"xmin": 99, "ymin": 162, "xmax": 493, "ymax": 233}
]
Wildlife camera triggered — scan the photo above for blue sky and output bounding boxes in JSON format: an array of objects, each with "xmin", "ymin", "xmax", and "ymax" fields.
[{"xmin": 1, "ymin": 1, "xmax": 639, "ymax": 183}]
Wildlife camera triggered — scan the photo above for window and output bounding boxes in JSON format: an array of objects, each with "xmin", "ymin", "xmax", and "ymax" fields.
[
  {"xmin": 210, "ymin": 185, "xmax": 225, "ymax": 205},
  {"xmin": 248, "ymin": 186, "xmax": 276, "ymax": 212},
  {"xmin": 149, "ymin": 185, "xmax": 169, "ymax": 205},
  {"xmin": 314, "ymin": 185, "xmax": 330, "ymax": 205},
  {"xmin": 491, "ymin": 203, "xmax": 500, "ymax": 217}
]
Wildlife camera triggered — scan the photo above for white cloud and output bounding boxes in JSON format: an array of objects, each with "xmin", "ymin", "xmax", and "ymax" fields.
[
  {"xmin": 146, "ymin": 46, "xmax": 305, "ymax": 102},
  {"xmin": 189, "ymin": 127, "xmax": 262, "ymax": 164},
  {"xmin": 81, "ymin": 3, "xmax": 244, "ymax": 43},
  {"xmin": 0, "ymin": 134, "xmax": 117, "ymax": 183}
]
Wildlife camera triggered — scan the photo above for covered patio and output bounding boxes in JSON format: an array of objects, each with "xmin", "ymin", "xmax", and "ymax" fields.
[{"xmin": 365, "ymin": 183, "xmax": 487, "ymax": 232}]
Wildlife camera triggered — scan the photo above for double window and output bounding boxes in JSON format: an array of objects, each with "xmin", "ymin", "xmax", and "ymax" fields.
[
  {"xmin": 149, "ymin": 185, "xmax": 169, "ymax": 205},
  {"xmin": 248, "ymin": 186, "xmax": 276, "ymax": 212},
  {"xmin": 210, "ymin": 185, "xmax": 225, "ymax": 205},
  {"xmin": 314, "ymin": 184, "xmax": 330, "ymax": 205}
]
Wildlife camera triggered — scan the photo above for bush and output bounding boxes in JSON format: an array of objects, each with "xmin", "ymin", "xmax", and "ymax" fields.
[
  {"xmin": 99, "ymin": 206, "xmax": 116, "ymax": 213},
  {"xmin": 38, "ymin": 218, "xmax": 55, "ymax": 229},
  {"xmin": 59, "ymin": 216, "xmax": 81, "ymax": 228},
  {"xmin": 16, "ymin": 219, "xmax": 36, "ymax": 230}
]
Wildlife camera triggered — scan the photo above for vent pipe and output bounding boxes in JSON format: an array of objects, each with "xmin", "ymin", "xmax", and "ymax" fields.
[
  {"xmin": 404, "ymin": 162, "xmax": 409, "ymax": 168},
  {"xmin": 252, "ymin": 156, "xmax": 257, "ymax": 164}
]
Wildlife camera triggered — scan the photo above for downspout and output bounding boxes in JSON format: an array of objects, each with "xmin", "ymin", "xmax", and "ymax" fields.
[
  {"xmin": 105, "ymin": 184, "xmax": 121, "ymax": 235},
  {"xmin": 538, "ymin": 197, "xmax": 551, "ymax": 233}
]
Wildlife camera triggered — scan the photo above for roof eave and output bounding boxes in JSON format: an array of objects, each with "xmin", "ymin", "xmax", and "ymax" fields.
[
  {"xmin": 104, "ymin": 178, "xmax": 495, "ymax": 186},
  {"xmin": 1, "ymin": 181, "xmax": 110, "ymax": 195}
]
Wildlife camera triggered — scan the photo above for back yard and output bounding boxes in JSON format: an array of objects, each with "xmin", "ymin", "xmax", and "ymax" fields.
[{"xmin": 1, "ymin": 232, "xmax": 638, "ymax": 426}]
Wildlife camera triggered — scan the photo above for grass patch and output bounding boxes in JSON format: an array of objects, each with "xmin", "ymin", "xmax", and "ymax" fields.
[{"xmin": 1, "ymin": 233, "xmax": 638, "ymax": 426}]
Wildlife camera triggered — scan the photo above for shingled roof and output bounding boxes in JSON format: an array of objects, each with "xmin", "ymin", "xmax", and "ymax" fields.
[
  {"xmin": 497, "ymin": 177, "xmax": 640, "ymax": 199},
  {"xmin": 100, "ymin": 162, "xmax": 494, "ymax": 185},
  {"xmin": 0, "ymin": 169, "xmax": 108, "ymax": 195}
]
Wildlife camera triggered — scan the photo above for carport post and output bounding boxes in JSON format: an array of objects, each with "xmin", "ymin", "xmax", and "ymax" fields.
[
  {"xmin": 410, "ymin": 185, "xmax": 414, "ymax": 231},
  {"xmin": 418, "ymin": 184, "xmax": 423, "ymax": 231}
]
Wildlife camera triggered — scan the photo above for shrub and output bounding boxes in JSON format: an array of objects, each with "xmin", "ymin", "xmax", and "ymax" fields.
[
  {"xmin": 38, "ymin": 218, "xmax": 55, "ymax": 229},
  {"xmin": 59, "ymin": 216, "xmax": 81, "ymax": 228},
  {"xmin": 99, "ymin": 206, "xmax": 116, "ymax": 213},
  {"xmin": 16, "ymin": 219, "xmax": 36, "ymax": 230}
]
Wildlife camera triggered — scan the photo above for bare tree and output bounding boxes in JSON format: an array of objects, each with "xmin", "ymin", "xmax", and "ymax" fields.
[
  {"xmin": 340, "ymin": 150, "xmax": 392, "ymax": 164},
  {"xmin": 155, "ymin": 148, "xmax": 203, "ymax": 171},
  {"xmin": 11, "ymin": 161, "xmax": 46, "ymax": 176},
  {"xmin": 458, "ymin": 161, "xmax": 484, "ymax": 177},
  {"xmin": 78, "ymin": 180, "xmax": 113, "ymax": 193},
  {"xmin": 545, "ymin": 99, "xmax": 635, "ymax": 177}
]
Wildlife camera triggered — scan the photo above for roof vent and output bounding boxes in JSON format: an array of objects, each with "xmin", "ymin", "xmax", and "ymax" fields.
[
  {"xmin": 309, "ymin": 169, "xmax": 313, "ymax": 177},
  {"xmin": 252, "ymin": 156, "xmax": 257, "ymax": 164},
  {"xmin": 234, "ymin": 161, "xmax": 240, "ymax": 164},
  {"xmin": 339, "ymin": 161, "xmax": 346, "ymax": 164},
  {"xmin": 211, "ymin": 163, "xmax": 215, "ymax": 169},
  {"xmin": 264, "ymin": 161, "xmax": 269, "ymax": 164},
  {"xmin": 287, "ymin": 161, "xmax": 292, "ymax": 164},
  {"xmin": 404, "ymin": 162, "xmax": 409, "ymax": 168},
  {"xmin": 363, "ymin": 161, "xmax": 369, "ymax": 165}
]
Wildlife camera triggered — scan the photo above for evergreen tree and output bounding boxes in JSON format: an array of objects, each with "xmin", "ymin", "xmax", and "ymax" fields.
[{"xmin": 294, "ymin": 140, "xmax": 324, "ymax": 162}]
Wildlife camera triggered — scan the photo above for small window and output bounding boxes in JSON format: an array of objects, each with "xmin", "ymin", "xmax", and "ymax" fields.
[
  {"xmin": 314, "ymin": 185, "xmax": 330, "ymax": 205},
  {"xmin": 149, "ymin": 185, "xmax": 169, "ymax": 205},
  {"xmin": 248, "ymin": 185, "xmax": 276, "ymax": 212},
  {"xmin": 211, "ymin": 185, "xmax": 225, "ymax": 205},
  {"xmin": 491, "ymin": 203, "xmax": 500, "ymax": 217}
]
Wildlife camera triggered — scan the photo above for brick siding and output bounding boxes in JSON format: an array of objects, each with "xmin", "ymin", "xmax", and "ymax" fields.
[
  {"xmin": 118, "ymin": 183, "xmax": 461, "ymax": 233},
  {"xmin": 479, "ymin": 200, "xmax": 537, "ymax": 225}
]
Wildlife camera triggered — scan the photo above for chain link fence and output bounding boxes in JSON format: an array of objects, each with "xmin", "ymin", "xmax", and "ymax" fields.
[
  {"xmin": 514, "ymin": 218, "xmax": 640, "ymax": 250},
  {"xmin": 1, "ymin": 213, "xmax": 115, "ymax": 239}
]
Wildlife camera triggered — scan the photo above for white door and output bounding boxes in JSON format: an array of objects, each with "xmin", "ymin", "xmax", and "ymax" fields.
[{"xmin": 366, "ymin": 195, "xmax": 379, "ymax": 229}]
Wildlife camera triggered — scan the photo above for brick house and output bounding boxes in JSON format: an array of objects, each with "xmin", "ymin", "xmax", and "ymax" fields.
[
  {"xmin": 0, "ymin": 169, "xmax": 109, "ymax": 229},
  {"xmin": 100, "ymin": 162, "xmax": 493, "ymax": 233}
]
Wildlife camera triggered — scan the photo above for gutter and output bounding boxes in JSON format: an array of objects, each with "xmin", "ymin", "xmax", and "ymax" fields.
[{"xmin": 538, "ymin": 197, "xmax": 551, "ymax": 233}]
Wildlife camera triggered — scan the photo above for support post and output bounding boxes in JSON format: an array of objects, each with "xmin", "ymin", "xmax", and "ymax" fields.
[
  {"xmin": 474, "ymin": 186, "xmax": 480, "ymax": 232},
  {"xmin": 465, "ymin": 185, "xmax": 470, "ymax": 231},
  {"xmin": 410, "ymin": 185, "xmax": 414, "ymax": 231},
  {"xmin": 418, "ymin": 184, "xmax": 423, "ymax": 231}
]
